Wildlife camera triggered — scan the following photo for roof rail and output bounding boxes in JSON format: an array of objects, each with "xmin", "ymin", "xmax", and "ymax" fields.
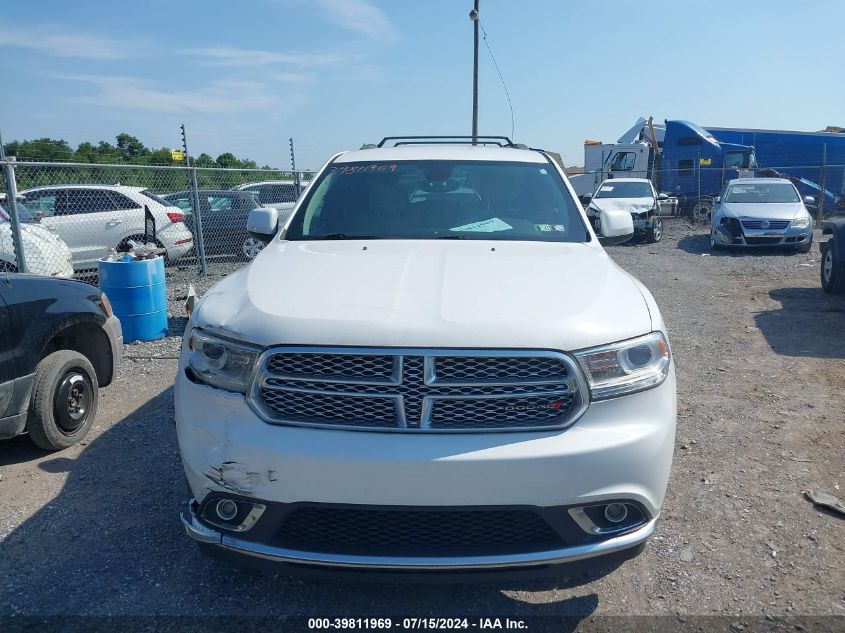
[{"xmin": 377, "ymin": 135, "xmax": 515, "ymax": 148}]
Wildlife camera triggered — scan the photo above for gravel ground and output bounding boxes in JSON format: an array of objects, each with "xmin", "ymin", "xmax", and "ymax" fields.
[{"xmin": 1, "ymin": 220, "xmax": 843, "ymax": 625}]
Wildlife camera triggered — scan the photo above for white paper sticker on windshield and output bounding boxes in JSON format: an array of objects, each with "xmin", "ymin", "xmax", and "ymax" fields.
[
  {"xmin": 600, "ymin": 185, "xmax": 615, "ymax": 192},
  {"xmin": 450, "ymin": 217, "xmax": 513, "ymax": 232}
]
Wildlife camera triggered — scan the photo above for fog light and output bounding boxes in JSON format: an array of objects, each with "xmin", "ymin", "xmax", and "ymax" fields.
[
  {"xmin": 604, "ymin": 503, "xmax": 628, "ymax": 523},
  {"xmin": 216, "ymin": 499, "xmax": 238, "ymax": 521}
]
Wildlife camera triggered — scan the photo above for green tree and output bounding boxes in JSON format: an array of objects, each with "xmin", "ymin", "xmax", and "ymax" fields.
[
  {"xmin": 194, "ymin": 153, "xmax": 215, "ymax": 167},
  {"xmin": 4, "ymin": 138, "xmax": 73, "ymax": 161},
  {"xmin": 116, "ymin": 133, "xmax": 147, "ymax": 162}
]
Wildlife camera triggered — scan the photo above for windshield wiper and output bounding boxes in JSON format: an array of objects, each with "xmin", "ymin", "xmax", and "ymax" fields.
[
  {"xmin": 435, "ymin": 234, "xmax": 466, "ymax": 239},
  {"xmin": 311, "ymin": 233, "xmax": 386, "ymax": 240}
]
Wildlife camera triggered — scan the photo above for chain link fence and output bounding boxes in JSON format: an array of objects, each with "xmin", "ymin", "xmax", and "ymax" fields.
[
  {"xmin": 0, "ymin": 158, "xmax": 311, "ymax": 283},
  {"xmin": 2, "ymin": 156, "xmax": 845, "ymax": 287}
]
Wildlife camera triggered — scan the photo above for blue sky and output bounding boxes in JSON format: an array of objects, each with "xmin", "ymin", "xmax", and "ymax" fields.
[{"xmin": 1, "ymin": 0, "xmax": 844, "ymax": 169}]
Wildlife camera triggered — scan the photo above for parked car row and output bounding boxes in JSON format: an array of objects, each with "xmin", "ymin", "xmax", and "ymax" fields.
[
  {"xmin": 581, "ymin": 175, "xmax": 817, "ymax": 253},
  {"xmin": 0, "ymin": 180, "xmax": 300, "ymax": 275}
]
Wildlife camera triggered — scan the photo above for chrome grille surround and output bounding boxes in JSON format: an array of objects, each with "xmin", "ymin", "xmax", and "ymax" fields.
[
  {"xmin": 740, "ymin": 218, "xmax": 790, "ymax": 231},
  {"xmin": 247, "ymin": 347, "xmax": 589, "ymax": 433}
]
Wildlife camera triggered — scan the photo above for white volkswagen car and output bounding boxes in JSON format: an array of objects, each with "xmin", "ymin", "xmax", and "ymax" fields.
[
  {"xmin": 176, "ymin": 137, "xmax": 676, "ymax": 579},
  {"xmin": 19, "ymin": 185, "xmax": 194, "ymax": 269},
  {"xmin": 710, "ymin": 178, "xmax": 814, "ymax": 252},
  {"xmin": 0, "ymin": 199, "xmax": 74, "ymax": 277}
]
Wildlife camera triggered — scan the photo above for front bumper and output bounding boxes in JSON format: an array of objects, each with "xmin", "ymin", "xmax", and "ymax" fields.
[
  {"xmin": 181, "ymin": 502, "xmax": 656, "ymax": 576},
  {"xmin": 712, "ymin": 222, "xmax": 813, "ymax": 247},
  {"xmin": 175, "ymin": 363, "xmax": 675, "ymax": 572}
]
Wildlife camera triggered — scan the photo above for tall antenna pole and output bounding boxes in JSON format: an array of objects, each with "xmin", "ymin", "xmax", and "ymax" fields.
[
  {"xmin": 470, "ymin": 0, "xmax": 480, "ymax": 143},
  {"xmin": 290, "ymin": 137, "xmax": 301, "ymax": 196}
]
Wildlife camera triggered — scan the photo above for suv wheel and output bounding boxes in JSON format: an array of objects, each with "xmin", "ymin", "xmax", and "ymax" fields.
[
  {"xmin": 821, "ymin": 240, "xmax": 845, "ymax": 294},
  {"xmin": 26, "ymin": 350, "xmax": 99, "ymax": 451}
]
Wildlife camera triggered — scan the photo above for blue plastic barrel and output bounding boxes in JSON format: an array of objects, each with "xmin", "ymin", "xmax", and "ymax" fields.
[{"xmin": 98, "ymin": 256, "xmax": 167, "ymax": 342}]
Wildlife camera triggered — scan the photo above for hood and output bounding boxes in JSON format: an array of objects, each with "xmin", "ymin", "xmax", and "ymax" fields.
[
  {"xmin": 194, "ymin": 240, "xmax": 653, "ymax": 351},
  {"xmin": 1, "ymin": 222, "xmax": 54, "ymax": 245},
  {"xmin": 722, "ymin": 202, "xmax": 805, "ymax": 220},
  {"xmin": 590, "ymin": 197, "xmax": 654, "ymax": 215}
]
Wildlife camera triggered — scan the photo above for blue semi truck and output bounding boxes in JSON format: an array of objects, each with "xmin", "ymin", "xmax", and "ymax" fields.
[
  {"xmin": 570, "ymin": 119, "xmax": 757, "ymax": 215},
  {"xmin": 571, "ymin": 117, "xmax": 844, "ymax": 217}
]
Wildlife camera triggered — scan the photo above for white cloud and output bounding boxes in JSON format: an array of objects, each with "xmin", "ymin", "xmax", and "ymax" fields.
[
  {"xmin": 180, "ymin": 46, "xmax": 341, "ymax": 68},
  {"xmin": 279, "ymin": 0, "xmax": 398, "ymax": 43},
  {"xmin": 0, "ymin": 23, "xmax": 135, "ymax": 59},
  {"xmin": 271, "ymin": 72, "xmax": 318, "ymax": 84},
  {"xmin": 58, "ymin": 75, "xmax": 305, "ymax": 114}
]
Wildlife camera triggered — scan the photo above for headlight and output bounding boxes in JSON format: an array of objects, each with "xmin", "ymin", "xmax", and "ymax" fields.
[
  {"xmin": 791, "ymin": 214, "xmax": 811, "ymax": 229},
  {"xmin": 188, "ymin": 329, "xmax": 261, "ymax": 393},
  {"xmin": 574, "ymin": 332, "xmax": 671, "ymax": 400}
]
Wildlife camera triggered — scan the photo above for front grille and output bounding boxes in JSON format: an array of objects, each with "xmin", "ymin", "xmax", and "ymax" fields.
[
  {"xmin": 740, "ymin": 218, "xmax": 790, "ymax": 230},
  {"xmin": 276, "ymin": 506, "xmax": 565, "ymax": 556},
  {"xmin": 252, "ymin": 348, "xmax": 585, "ymax": 431}
]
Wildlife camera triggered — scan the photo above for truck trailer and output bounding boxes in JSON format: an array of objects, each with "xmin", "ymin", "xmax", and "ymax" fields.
[
  {"xmin": 571, "ymin": 117, "xmax": 845, "ymax": 218},
  {"xmin": 570, "ymin": 118, "xmax": 757, "ymax": 217},
  {"xmin": 705, "ymin": 126, "xmax": 845, "ymax": 213}
]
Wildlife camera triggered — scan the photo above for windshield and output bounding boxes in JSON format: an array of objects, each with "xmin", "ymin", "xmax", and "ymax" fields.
[
  {"xmin": 725, "ymin": 182, "xmax": 800, "ymax": 204},
  {"xmin": 285, "ymin": 160, "xmax": 589, "ymax": 242},
  {"xmin": 724, "ymin": 151, "xmax": 752, "ymax": 169},
  {"xmin": 594, "ymin": 181, "xmax": 653, "ymax": 199}
]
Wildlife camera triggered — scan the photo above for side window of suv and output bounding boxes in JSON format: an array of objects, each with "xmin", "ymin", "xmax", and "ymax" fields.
[
  {"xmin": 270, "ymin": 184, "xmax": 297, "ymax": 203},
  {"xmin": 110, "ymin": 192, "xmax": 141, "ymax": 210},
  {"xmin": 56, "ymin": 189, "xmax": 120, "ymax": 216}
]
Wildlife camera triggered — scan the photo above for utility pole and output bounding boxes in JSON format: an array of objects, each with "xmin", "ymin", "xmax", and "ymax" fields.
[
  {"xmin": 470, "ymin": 0, "xmax": 480, "ymax": 143},
  {"xmin": 181, "ymin": 124, "xmax": 207, "ymax": 276},
  {"xmin": 290, "ymin": 137, "xmax": 300, "ymax": 197}
]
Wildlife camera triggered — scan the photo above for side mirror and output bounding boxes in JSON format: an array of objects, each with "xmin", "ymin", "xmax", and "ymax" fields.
[
  {"xmin": 714, "ymin": 196, "xmax": 721, "ymax": 203},
  {"xmin": 247, "ymin": 207, "xmax": 279, "ymax": 244},
  {"xmin": 803, "ymin": 196, "xmax": 815, "ymax": 206},
  {"xmin": 596, "ymin": 207, "xmax": 634, "ymax": 246},
  {"xmin": 579, "ymin": 194, "xmax": 592, "ymax": 206},
  {"xmin": 657, "ymin": 193, "xmax": 669, "ymax": 201}
]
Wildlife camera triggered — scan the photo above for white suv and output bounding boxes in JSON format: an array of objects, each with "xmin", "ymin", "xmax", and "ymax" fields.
[
  {"xmin": 19, "ymin": 185, "xmax": 194, "ymax": 270},
  {"xmin": 176, "ymin": 138, "xmax": 676, "ymax": 578}
]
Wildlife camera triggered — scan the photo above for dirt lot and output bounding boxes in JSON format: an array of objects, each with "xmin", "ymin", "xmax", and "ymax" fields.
[{"xmin": 1, "ymin": 220, "xmax": 843, "ymax": 626}]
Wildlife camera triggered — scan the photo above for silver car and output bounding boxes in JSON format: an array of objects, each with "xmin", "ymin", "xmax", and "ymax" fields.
[{"xmin": 710, "ymin": 178, "xmax": 814, "ymax": 252}]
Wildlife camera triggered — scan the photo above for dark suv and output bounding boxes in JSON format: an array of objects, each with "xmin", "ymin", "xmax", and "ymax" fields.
[
  {"xmin": 1, "ymin": 273, "xmax": 122, "ymax": 450},
  {"xmin": 163, "ymin": 190, "xmax": 265, "ymax": 260}
]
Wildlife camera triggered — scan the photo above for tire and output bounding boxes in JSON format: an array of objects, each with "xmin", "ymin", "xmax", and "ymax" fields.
[
  {"xmin": 241, "ymin": 236, "xmax": 265, "ymax": 261},
  {"xmin": 710, "ymin": 232, "xmax": 723, "ymax": 251},
  {"xmin": 646, "ymin": 217, "xmax": 663, "ymax": 243},
  {"xmin": 26, "ymin": 350, "xmax": 99, "ymax": 451},
  {"xmin": 691, "ymin": 197, "xmax": 714, "ymax": 225},
  {"xmin": 821, "ymin": 241, "xmax": 845, "ymax": 294}
]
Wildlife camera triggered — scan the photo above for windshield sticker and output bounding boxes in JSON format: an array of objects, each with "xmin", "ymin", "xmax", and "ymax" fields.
[
  {"xmin": 600, "ymin": 185, "xmax": 614, "ymax": 192},
  {"xmin": 450, "ymin": 217, "xmax": 513, "ymax": 233},
  {"xmin": 535, "ymin": 224, "xmax": 566, "ymax": 232},
  {"xmin": 330, "ymin": 164, "xmax": 398, "ymax": 175}
]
